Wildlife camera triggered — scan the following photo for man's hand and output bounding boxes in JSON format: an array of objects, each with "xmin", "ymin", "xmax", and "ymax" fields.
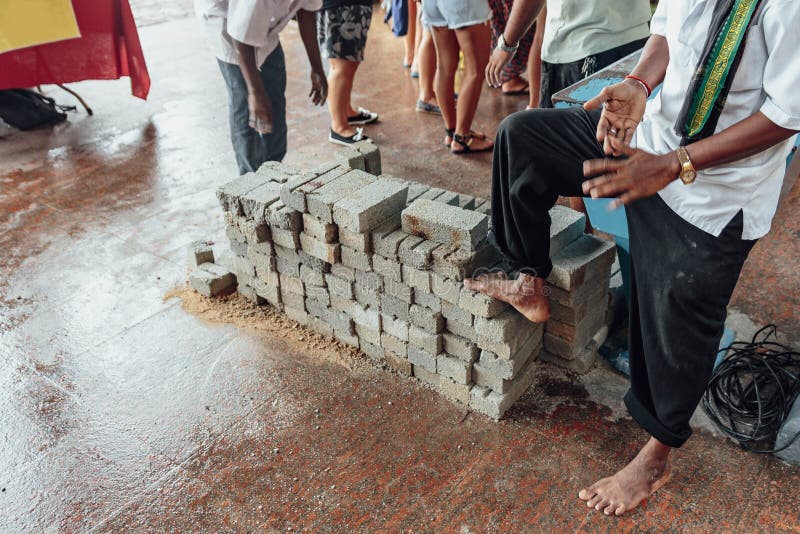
[
  {"xmin": 248, "ymin": 91, "xmax": 274, "ymax": 134},
  {"xmin": 582, "ymin": 147, "xmax": 680, "ymax": 209},
  {"xmin": 486, "ymin": 46, "xmax": 515, "ymax": 88},
  {"xmin": 583, "ymin": 80, "xmax": 648, "ymax": 156},
  {"xmin": 309, "ymin": 68, "xmax": 327, "ymax": 106}
]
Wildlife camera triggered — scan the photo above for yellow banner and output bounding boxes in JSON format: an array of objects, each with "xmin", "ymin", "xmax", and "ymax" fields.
[{"xmin": 0, "ymin": 0, "xmax": 81, "ymax": 54}]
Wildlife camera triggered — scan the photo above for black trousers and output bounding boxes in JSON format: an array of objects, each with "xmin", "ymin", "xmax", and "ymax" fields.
[{"xmin": 491, "ymin": 107, "xmax": 756, "ymax": 447}]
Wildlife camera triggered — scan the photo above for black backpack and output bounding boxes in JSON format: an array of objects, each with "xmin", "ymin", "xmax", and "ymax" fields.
[{"xmin": 0, "ymin": 88, "xmax": 73, "ymax": 130}]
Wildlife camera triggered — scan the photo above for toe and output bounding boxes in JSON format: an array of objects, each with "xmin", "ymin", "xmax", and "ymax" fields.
[
  {"xmin": 603, "ymin": 503, "xmax": 617, "ymax": 516},
  {"xmin": 578, "ymin": 487, "xmax": 596, "ymax": 501},
  {"xmin": 594, "ymin": 498, "xmax": 610, "ymax": 512},
  {"xmin": 614, "ymin": 504, "xmax": 627, "ymax": 516},
  {"xmin": 586, "ymin": 495, "xmax": 603, "ymax": 509}
]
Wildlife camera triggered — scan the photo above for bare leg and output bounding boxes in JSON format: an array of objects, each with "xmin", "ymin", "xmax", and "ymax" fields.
[
  {"xmin": 403, "ymin": 1, "xmax": 417, "ymax": 67},
  {"xmin": 527, "ymin": 7, "xmax": 546, "ymax": 109},
  {"xmin": 327, "ymin": 58, "xmax": 360, "ymax": 137},
  {"xmin": 417, "ymin": 28, "xmax": 437, "ymax": 104},
  {"xmin": 452, "ymin": 23, "xmax": 493, "ymax": 151},
  {"xmin": 578, "ymin": 437, "xmax": 673, "ymax": 516},
  {"xmin": 410, "ymin": 5, "xmax": 423, "ymax": 73},
  {"xmin": 429, "ymin": 26, "xmax": 459, "ymax": 145},
  {"xmin": 464, "ymin": 272, "xmax": 550, "ymax": 323}
]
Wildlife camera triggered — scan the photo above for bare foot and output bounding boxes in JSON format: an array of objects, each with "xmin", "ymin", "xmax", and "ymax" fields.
[
  {"xmin": 464, "ymin": 272, "xmax": 550, "ymax": 323},
  {"xmin": 578, "ymin": 437, "xmax": 673, "ymax": 516}
]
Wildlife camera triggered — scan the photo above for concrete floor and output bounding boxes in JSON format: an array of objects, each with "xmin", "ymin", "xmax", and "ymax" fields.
[{"xmin": 1, "ymin": 6, "xmax": 799, "ymax": 532}]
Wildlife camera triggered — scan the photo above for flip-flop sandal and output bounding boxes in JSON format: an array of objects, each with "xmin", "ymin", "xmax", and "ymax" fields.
[
  {"xmin": 502, "ymin": 81, "xmax": 530, "ymax": 96},
  {"xmin": 451, "ymin": 132, "xmax": 493, "ymax": 154},
  {"xmin": 444, "ymin": 127, "xmax": 455, "ymax": 147}
]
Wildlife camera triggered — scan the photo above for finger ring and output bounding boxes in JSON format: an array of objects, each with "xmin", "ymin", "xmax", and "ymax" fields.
[{"xmin": 609, "ymin": 127, "xmax": 618, "ymax": 135}]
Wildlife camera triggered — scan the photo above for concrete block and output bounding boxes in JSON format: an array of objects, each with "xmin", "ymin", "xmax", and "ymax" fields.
[
  {"xmin": 413, "ymin": 290, "xmax": 441, "ymax": 313},
  {"xmin": 189, "ymin": 263, "xmax": 236, "ymax": 297},
  {"xmin": 437, "ymin": 377, "xmax": 472, "ymax": 405},
  {"xmin": 469, "ymin": 353, "xmax": 537, "ymax": 420},
  {"xmin": 475, "ymin": 333, "xmax": 541, "ymax": 381},
  {"xmin": 402, "ymin": 264, "xmax": 430, "ymax": 292},
  {"xmin": 341, "ymin": 245, "xmax": 372, "ymax": 271},
  {"xmin": 433, "ymin": 191, "xmax": 459, "ymax": 206},
  {"xmin": 360, "ymin": 340, "xmax": 384, "ymax": 362},
  {"xmin": 409, "ymin": 304, "xmax": 445, "ymax": 333},
  {"xmin": 275, "ymin": 254, "xmax": 300, "ymax": 278},
  {"xmin": 380, "ymin": 293, "xmax": 410, "ymax": 321},
  {"xmin": 331, "ymin": 293, "xmax": 356, "ymax": 315},
  {"xmin": 548, "ymin": 287, "xmax": 608, "ymax": 328},
  {"xmin": 442, "ymin": 301, "xmax": 473, "ymax": 328},
  {"xmin": 457, "ymin": 194, "xmax": 477, "ymax": 210},
  {"xmin": 397, "ymin": 235, "xmax": 423, "ymax": 265},
  {"xmin": 240, "ymin": 181, "xmax": 282, "ymax": 222},
  {"xmin": 413, "ymin": 364, "xmax": 440, "ymax": 387},
  {"xmin": 300, "ymin": 264, "xmax": 326, "ymax": 287},
  {"xmin": 547, "ymin": 234, "xmax": 616, "ymax": 291},
  {"xmin": 252, "ymin": 276, "xmax": 280, "ymax": 307},
  {"xmin": 335, "ymin": 327, "xmax": 360, "ymax": 348},
  {"xmin": 308, "ymin": 316, "xmax": 334, "ymax": 337},
  {"xmin": 549, "ymin": 205, "xmax": 586, "ymax": 257},
  {"xmin": 329, "ymin": 308, "xmax": 356, "ymax": 335},
  {"xmin": 381, "ymin": 333, "xmax": 408, "ymax": 358},
  {"xmin": 334, "ymin": 146, "xmax": 366, "ymax": 171},
  {"xmin": 474, "ymin": 308, "xmax": 535, "ymax": 343},
  {"xmin": 305, "ymin": 285, "xmax": 330, "ymax": 307},
  {"xmin": 446, "ymin": 318, "xmax": 477, "ymax": 342},
  {"xmin": 255, "ymin": 268, "xmax": 279, "ymax": 288},
  {"xmin": 437, "ymin": 354, "xmax": 471, "ymax": 384},
  {"xmin": 248, "ymin": 244, "xmax": 276, "ymax": 270},
  {"xmin": 226, "ymin": 225, "xmax": 246, "ymax": 247},
  {"xmin": 230, "ymin": 253, "xmax": 256, "ymax": 280},
  {"xmin": 430, "ymin": 272, "xmax": 462, "ymax": 304},
  {"xmin": 381, "ymin": 314, "xmax": 409, "ymax": 341},
  {"xmin": 418, "ymin": 187, "xmax": 445, "ymax": 201},
  {"xmin": 307, "ymin": 169, "xmax": 376, "ymax": 223},
  {"xmin": 272, "ymin": 227, "xmax": 300, "ymax": 250},
  {"xmin": 406, "ymin": 240, "xmax": 441, "ymax": 270},
  {"xmin": 355, "ymin": 324, "xmax": 382, "ymax": 347},
  {"xmin": 326, "ymin": 274, "xmax": 354, "ymax": 300},
  {"xmin": 458, "ymin": 286, "xmax": 507, "ymax": 318},
  {"xmin": 238, "ymin": 284, "xmax": 267, "ymax": 305},
  {"xmin": 228, "ymin": 237, "xmax": 248, "ymax": 257},
  {"xmin": 305, "ymin": 296, "xmax": 331, "ymax": 321},
  {"xmin": 298, "ymin": 250, "xmax": 331, "ymax": 273},
  {"xmin": 217, "ymin": 172, "xmax": 268, "ymax": 214},
  {"xmin": 300, "ymin": 232, "xmax": 340, "ymax": 264},
  {"xmin": 539, "ymin": 341, "xmax": 598, "ymax": 374},
  {"xmin": 284, "ymin": 306, "xmax": 309, "ymax": 326},
  {"xmin": 266, "ymin": 200, "xmax": 302, "ymax": 231},
  {"xmin": 338, "ymin": 227, "xmax": 372, "ymax": 253},
  {"xmin": 477, "ymin": 322, "xmax": 543, "ymax": 360},
  {"xmin": 350, "ymin": 303, "xmax": 381, "ymax": 331},
  {"xmin": 373, "ymin": 254, "xmax": 403, "ymax": 282},
  {"xmin": 370, "ymin": 219, "xmax": 404, "ymax": 258},
  {"xmin": 443, "ymin": 332, "xmax": 479, "ymax": 363},
  {"xmin": 402, "ymin": 199, "xmax": 489, "ymax": 251},
  {"xmin": 302, "ymin": 213, "xmax": 338, "ymax": 243},
  {"xmin": 431, "ymin": 242, "xmax": 501, "ymax": 281},
  {"xmin": 385, "ymin": 278, "xmax": 413, "ymax": 304},
  {"xmin": 473, "ymin": 199, "xmax": 491, "ymax": 216},
  {"xmin": 385, "ymin": 350, "xmax": 413, "ymax": 376},
  {"xmin": 188, "ymin": 241, "xmax": 214, "ymax": 267},
  {"xmin": 333, "ymin": 178, "xmax": 408, "ymax": 232},
  {"xmin": 355, "ymin": 269, "xmax": 382, "ymax": 292},
  {"xmin": 240, "ymin": 219, "xmax": 272, "ymax": 243},
  {"xmin": 353, "ymin": 140, "xmax": 381, "ymax": 174},
  {"xmin": 255, "ymin": 161, "xmax": 300, "ymax": 182},
  {"xmin": 545, "ymin": 304, "xmax": 605, "ymax": 347},
  {"xmin": 280, "ymin": 165, "xmax": 349, "ymax": 213},
  {"xmin": 279, "ymin": 273, "xmax": 304, "ymax": 295},
  {"xmin": 331, "ymin": 263, "xmax": 356, "ymax": 281},
  {"xmin": 406, "ymin": 182, "xmax": 430, "ymax": 203},
  {"xmin": 280, "ymin": 287, "xmax": 305, "ymax": 310},
  {"xmin": 549, "ymin": 277, "xmax": 610, "ymax": 308},
  {"xmin": 408, "ymin": 325, "xmax": 442, "ymax": 354},
  {"xmin": 355, "ymin": 283, "xmax": 381, "ymax": 308},
  {"xmin": 408, "ymin": 346, "xmax": 437, "ymax": 373}
]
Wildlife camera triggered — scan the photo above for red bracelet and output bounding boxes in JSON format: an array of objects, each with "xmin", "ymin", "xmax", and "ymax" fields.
[{"xmin": 625, "ymin": 75, "xmax": 652, "ymax": 97}]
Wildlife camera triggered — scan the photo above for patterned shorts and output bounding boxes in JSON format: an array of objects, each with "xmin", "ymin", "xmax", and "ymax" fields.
[{"xmin": 317, "ymin": 4, "xmax": 373, "ymax": 62}]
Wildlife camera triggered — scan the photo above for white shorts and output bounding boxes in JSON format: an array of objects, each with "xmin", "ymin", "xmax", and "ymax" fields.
[{"xmin": 421, "ymin": 0, "xmax": 491, "ymax": 29}]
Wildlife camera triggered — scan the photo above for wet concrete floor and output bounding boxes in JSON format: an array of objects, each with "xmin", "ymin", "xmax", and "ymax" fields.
[{"xmin": 1, "ymin": 6, "xmax": 799, "ymax": 532}]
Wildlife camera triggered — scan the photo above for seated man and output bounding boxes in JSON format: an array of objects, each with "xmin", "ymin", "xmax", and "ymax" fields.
[{"xmin": 469, "ymin": 0, "xmax": 800, "ymax": 516}]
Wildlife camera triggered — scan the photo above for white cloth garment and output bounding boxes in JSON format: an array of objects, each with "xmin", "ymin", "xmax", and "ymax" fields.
[
  {"xmin": 195, "ymin": 0, "xmax": 322, "ymax": 66},
  {"xmin": 541, "ymin": 0, "xmax": 651, "ymax": 64},
  {"xmin": 636, "ymin": 0, "xmax": 800, "ymax": 240}
]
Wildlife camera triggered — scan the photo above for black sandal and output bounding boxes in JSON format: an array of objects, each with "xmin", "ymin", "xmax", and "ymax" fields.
[
  {"xmin": 444, "ymin": 127, "xmax": 455, "ymax": 147},
  {"xmin": 451, "ymin": 132, "xmax": 494, "ymax": 154}
]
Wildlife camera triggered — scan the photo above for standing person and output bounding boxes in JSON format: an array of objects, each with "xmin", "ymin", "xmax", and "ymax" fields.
[
  {"xmin": 318, "ymin": 0, "xmax": 379, "ymax": 145},
  {"xmin": 488, "ymin": 0, "xmax": 535, "ymax": 96},
  {"xmin": 413, "ymin": 10, "xmax": 440, "ymax": 114},
  {"xmin": 422, "ymin": 0, "xmax": 494, "ymax": 154},
  {"xmin": 404, "ymin": 0, "xmax": 417, "ymax": 68},
  {"xmin": 195, "ymin": 0, "xmax": 328, "ymax": 175},
  {"xmin": 473, "ymin": 0, "xmax": 800, "ymax": 516}
]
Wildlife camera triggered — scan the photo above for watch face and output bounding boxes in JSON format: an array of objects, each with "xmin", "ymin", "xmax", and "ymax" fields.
[{"xmin": 681, "ymin": 170, "xmax": 697, "ymax": 184}]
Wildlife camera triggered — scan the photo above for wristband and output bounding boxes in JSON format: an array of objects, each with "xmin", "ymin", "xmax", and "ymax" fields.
[
  {"xmin": 624, "ymin": 75, "xmax": 652, "ymax": 98},
  {"xmin": 498, "ymin": 33, "xmax": 519, "ymax": 53}
]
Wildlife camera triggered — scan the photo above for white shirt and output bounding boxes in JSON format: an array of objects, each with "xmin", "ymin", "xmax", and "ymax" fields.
[
  {"xmin": 195, "ymin": 0, "xmax": 321, "ymax": 66},
  {"xmin": 636, "ymin": 0, "xmax": 800, "ymax": 240},
  {"xmin": 541, "ymin": 0, "xmax": 652, "ymax": 64}
]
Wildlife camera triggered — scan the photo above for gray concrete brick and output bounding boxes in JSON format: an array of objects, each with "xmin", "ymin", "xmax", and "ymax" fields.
[
  {"xmin": 549, "ymin": 285, "xmax": 608, "ymax": 326},
  {"xmin": 547, "ymin": 234, "xmax": 616, "ymax": 291},
  {"xmin": 284, "ymin": 306, "xmax": 309, "ymax": 326},
  {"xmin": 469, "ymin": 352, "xmax": 537, "ymax": 420},
  {"xmin": 413, "ymin": 364, "xmax": 440, "ymax": 387},
  {"xmin": 299, "ymin": 247, "xmax": 333, "ymax": 271},
  {"xmin": 333, "ymin": 178, "xmax": 408, "ymax": 232},
  {"xmin": 549, "ymin": 276, "xmax": 610, "ymax": 308},
  {"xmin": 216, "ymin": 249, "xmax": 235, "ymax": 272},
  {"xmin": 272, "ymin": 227, "xmax": 300, "ymax": 250},
  {"xmin": 328, "ymin": 307, "xmax": 356, "ymax": 335},
  {"xmin": 410, "ymin": 304, "xmax": 445, "ymax": 333},
  {"xmin": 217, "ymin": 172, "xmax": 268, "ymax": 214},
  {"xmin": 305, "ymin": 285, "xmax": 330, "ymax": 307},
  {"xmin": 437, "ymin": 354, "xmax": 471, "ymax": 384},
  {"xmin": 228, "ymin": 237, "xmax": 248, "ymax": 257},
  {"xmin": 385, "ymin": 350, "xmax": 413, "ymax": 376},
  {"xmin": 308, "ymin": 316, "xmax": 334, "ymax": 337},
  {"xmin": 473, "ymin": 199, "xmax": 491, "ymax": 216},
  {"xmin": 402, "ymin": 199, "xmax": 489, "ymax": 251},
  {"xmin": 373, "ymin": 254, "xmax": 402, "ymax": 282},
  {"xmin": 279, "ymin": 273, "xmax": 304, "ymax": 295},
  {"xmin": 240, "ymin": 181, "xmax": 282, "ymax": 223},
  {"xmin": 402, "ymin": 264, "xmax": 430, "ymax": 292},
  {"xmin": 549, "ymin": 205, "xmax": 586, "ymax": 257},
  {"xmin": 443, "ymin": 332, "xmax": 479, "ymax": 363},
  {"xmin": 418, "ymin": 187, "xmax": 444, "ymax": 201},
  {"xmin": 334, "ymin": 146, "xmax": 366, "ymax": 171},
  {"xmin": 353, "ymin": 140, "xmax": 381, "ymax": 174},
  {"xmin": 280, "ymin": 165, "xmax": 349, "ymax": 213},
  {"xmin": 380, "ymin": 293, "xmax": 410, "ymax": 321},
  {"xmin": 354, "ymin": 269, "xmax": 382, "ymax": 292},
  {"xmin": 280, "ymin": 287, "xmax": 305, "ymax": 310},
  {"xmin": 397, "ymin": 235, "xmax": 423, "ymax": 264},
  {"xmin": 384, "ymin": 278, "xmax": 413, "ymax": 303},
  {"xmin": 457, "ymin": 194, "xmax": 476, "ymax": 210},
  {"xmin": 476, "ymin": 335, "xmax": 540, "ymax": 380},
  {"xmin": 539, "ymin": 342, "xmax": 598, "ymax": 374},
  {"xmin": 239, "ymin": 218, "xmax": 271, "ymax": 244},
  {"xmin": 330, "ymin": 263, "xmax": 355, "ymax": 281},
  {"xmin": 188, "ymin": 241, "xmax": 215, "ymax": 267},
  {"xmin": 189, "ymin": 263, "xmax": 236, "ymax": 297},
  {"xmin": 338, "ymin": 227, "xmax": 371, "ymax": 253},
  {"xmin": 399, "ymin": 238, "xmax": 439, "ymax": 270},
  {"xmin": 325, "ymin": 274, "xmax": 354, "ymax": 300},
  {"xmin": 332, "ymin": 292, "xmax": 355, "ymax": 314},
  {"xmin": 446, "ymin": 318, "xmax": 477, "ymax": 342},
  {"xmin": 474, "ymin": 308, "xmax": 533, "ymax": 343},
  {"xmin": 408, "ymin": 346, "xmax": 437, "ymax": 373},
  {"xmin": 300, "ymin": 232, "xmax": 340, "ymax": 264},
  {"xmin": 238, "ymin": 284, "xmax": 267, "ymax": 305},
  {"xmin": 458, "ymin": 286, "xmax": 507, "ymax": 318},
  {"xmin": 248, "ymin": 241, "xmax": 275, "ymax": 263},
  {"xmin": 413, "ymin": 290, "xmax": 441, "ymax": 313},
  {"xmin": 307, "ymin": 169, "xmax": 376, "ymax": 223},
  {"xmin": 360, "ymin": 340, "xmax": 384, "ymax": 362},
  {"xmin": 226, "ymin": 225, "xmax": 246, "ymax": 246},
  {"xmin": 302, "ymin": 213, "xmax": 338, "ymax": 243},
  {"xmin": 341, "ymin": 245, "xmax": 372, "ymax": 271},
  {"xmin": 406, "ymin": 182, "xmax": 430, "ymax": 203},
  {"xmin": 255, "ymin": 161, "xmax": 300, "ymax": 182},
  {"xmin": 437, "ymin": 377, "xmax": 472, "ymax": 405},
  {"xmin": 354, "ymin": 283, "xmax": 381, "ymax": 308},
  {"xmin": 433, "ymin": 191, "xmax": 459, "ymax": 206},
  {"xmin": 370, "ymin": 219, "xmax": 403, "ymax": 258},
  {"xmin": 275, "ymin": 254, "xmax": 300, "ymax": 278},
  {"xmin": 266, "ymin": 200, "xmax": 302, "ymax": 231},
  {"xmin": 442, "ymin": 301, "xmax": 472, "ymax": 327},
  {"xmin": 381, "ymin": 313, "xmax": 409, "ymax": 341},
  {"xmin": 355, "ymin": 324, "xmax": 382, "ymax": 347},
  {"xmin": 543, "ymin": 308, "xmax": 605, "ymax": 360},
  {"xmin": 381, "ymin": 333, "xmax": 408, "ymax": 358},
  {"xmin": 350, "ymin": 303, "xmax": 381, "ymax": 331},
  {"xmin": 230, "ymin": 254, "xmax": 256, "ymax": 280},
  {"xmin": 477, "ymin": 322, "xmax": 543, "ymax": 360},
  {"xmin": 431, "ymin": 242, "xmax": 501, "ymax": 281},
  {"xmin": 299, "ymin": 264, "xmax": 326, "ymax": 287},
  {"xmin": 255, "ymin": 269, "xmax": 280, "ymax": 289},
  {"xmin": 408, "ymin": 325, "xmax": 442, "ymax": 354},
  {"xmin": 335, "ymin": 327, "xmax": 360, "ymax": 348},
  {"xmin": 305, "ymin": 296, "xmax": 332, "ymax": 321},
  {"xmin": 430, "ymin": 272, "xmax": 462, "ymax": 304}
]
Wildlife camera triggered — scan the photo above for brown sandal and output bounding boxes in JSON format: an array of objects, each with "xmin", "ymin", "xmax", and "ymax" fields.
[{"xmin": 451, "ymin": 132, "xmax": 494, "ymax": 154}]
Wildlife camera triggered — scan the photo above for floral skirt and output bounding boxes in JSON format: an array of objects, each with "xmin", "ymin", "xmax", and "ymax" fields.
[{"xmin": 317, "ymin": 4, "xmax": 373, "ymax": 62}]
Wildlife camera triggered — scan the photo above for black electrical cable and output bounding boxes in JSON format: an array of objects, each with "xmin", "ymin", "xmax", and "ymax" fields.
[{"xmin": 702, "ymin": 324, "xmax": 800, "ymax": 454}]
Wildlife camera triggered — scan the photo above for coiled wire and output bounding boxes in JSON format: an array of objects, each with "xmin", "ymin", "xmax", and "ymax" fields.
[{"xmin": 702, "ymin": 325, "xmax": 800, "ymax": 454}]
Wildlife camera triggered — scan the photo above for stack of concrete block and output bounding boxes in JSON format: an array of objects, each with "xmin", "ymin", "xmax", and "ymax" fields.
[{"xmin": 207, "ymin": 144, "xmax": 614, "ymax": 418}]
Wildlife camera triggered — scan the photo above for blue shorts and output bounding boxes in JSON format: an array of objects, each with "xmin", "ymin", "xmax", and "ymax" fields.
[{"xmin": 421, "ymin": 0, "xmax": 491, "ymax": 29}]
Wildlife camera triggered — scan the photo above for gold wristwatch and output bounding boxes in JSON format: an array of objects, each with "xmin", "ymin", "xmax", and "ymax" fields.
[{"xmin": 676, "ymin": 146, "xmax": 697, "ymax": 185}]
